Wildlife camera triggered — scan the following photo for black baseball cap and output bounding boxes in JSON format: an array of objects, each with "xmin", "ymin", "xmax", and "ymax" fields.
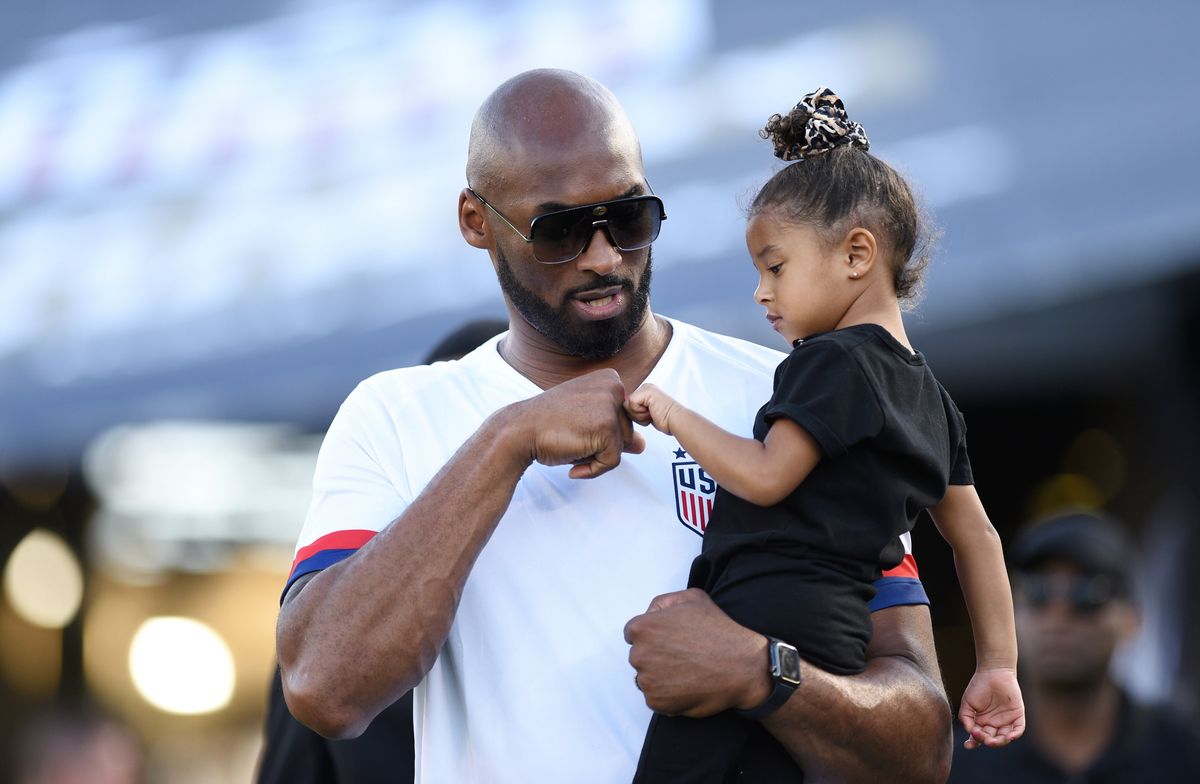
[{"xmin": 1010, "ymin": 511, "xmax": 1135, "ymax": 593}]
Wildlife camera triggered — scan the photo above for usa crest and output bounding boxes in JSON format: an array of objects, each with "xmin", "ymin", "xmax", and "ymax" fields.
[{"xmin": 672, "ymin": 451, "xmax": 716, "ymax": 536}]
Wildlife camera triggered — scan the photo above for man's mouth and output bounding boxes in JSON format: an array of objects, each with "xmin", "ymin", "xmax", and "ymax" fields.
[
  {"xmin": 573, "ymin": 284, "xmax": 622, "ymax": 300},
  {"xmin": 571, "ymin": 286, "xmax": 626, "ymax": 319}
]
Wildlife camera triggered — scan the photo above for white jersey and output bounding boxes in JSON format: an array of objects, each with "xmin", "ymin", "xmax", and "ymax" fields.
[{"xmin": 287, "ymin": 318, "xmax": 922, "ymax": 783}]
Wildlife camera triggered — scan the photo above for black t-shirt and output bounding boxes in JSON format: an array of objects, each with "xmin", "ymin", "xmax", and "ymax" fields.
[
  {"xmin": 948, "ymin": 693, "xmax": 1200, "ymax": 783},
  {"xmin": 257, "ymin": 666, "xmax": 414, "ymax": 784},
  {"xmin": 690, "ymin": 323, "xmax": 971, "ymax": 674}
]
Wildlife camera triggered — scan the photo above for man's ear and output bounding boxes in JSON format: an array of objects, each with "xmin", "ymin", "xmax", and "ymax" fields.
[
  {"xmin": 841, "ymin": 226, "xmax": 878, "ymax": 280},
  {"xmin": 460, "ymin": 189, "xmax": 489, "ymax": 250}
]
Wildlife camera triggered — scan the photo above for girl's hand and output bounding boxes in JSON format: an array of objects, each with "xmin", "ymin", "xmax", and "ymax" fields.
[
  {"xmin": 959, "ymin": 667, "xmax": 1025, "ymax": 749},
  {"xmin": 624, "ymin": 383, "xmax": 679, "ymax": 435}
]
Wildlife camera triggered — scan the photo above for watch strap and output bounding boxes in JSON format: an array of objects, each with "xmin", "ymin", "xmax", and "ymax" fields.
[
  {"xmin": 735, "ymin": 637, "xmax": 800, "ymax": 721},
  {"xmin": 735, "ymin": 677, "xmax": 797, "ymax": 720}
]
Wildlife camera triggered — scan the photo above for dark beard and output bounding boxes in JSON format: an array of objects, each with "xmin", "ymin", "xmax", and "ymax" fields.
[{"xmin": 496, "ymin": 247, "xmax": 653, "ymax": 361}]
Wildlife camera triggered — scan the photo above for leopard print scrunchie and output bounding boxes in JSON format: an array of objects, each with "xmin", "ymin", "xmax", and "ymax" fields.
[{"xmin": 762, "ymin": 86, "xmax": 870, "ymax": 161}]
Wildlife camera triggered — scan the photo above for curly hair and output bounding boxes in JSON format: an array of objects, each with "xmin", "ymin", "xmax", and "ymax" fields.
[{"xmin": 752, "ymin": 91, "xmax": 933, "ymax": 304}]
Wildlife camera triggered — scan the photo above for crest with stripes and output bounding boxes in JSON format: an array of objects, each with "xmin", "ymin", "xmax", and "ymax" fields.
[{"xmin": 672, "ymin": 456, "xmax": 715, "ymax": 536}]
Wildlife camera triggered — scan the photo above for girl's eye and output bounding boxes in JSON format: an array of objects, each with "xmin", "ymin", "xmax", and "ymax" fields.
[{"xmin": 767, "ymin": 264, "xmax": 783, "ymax": 276}]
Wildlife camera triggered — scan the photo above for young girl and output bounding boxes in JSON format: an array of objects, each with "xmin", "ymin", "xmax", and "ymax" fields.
[{"xmin": 628, "ymin": 88, "xmax": 1025, "ymax": 781}]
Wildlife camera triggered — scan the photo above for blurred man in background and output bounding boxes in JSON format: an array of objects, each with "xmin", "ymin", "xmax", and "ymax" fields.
[
  {"xmin": 256, "ymin": 319, "xmax": 507, "ymax": 784},
  {"xmin": 949, "ymin": 511, "xmax": 1200, "ymax": 782}
]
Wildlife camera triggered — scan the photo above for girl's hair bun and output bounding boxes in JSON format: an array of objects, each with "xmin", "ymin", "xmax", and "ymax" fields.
[{"xmin": 760, "ymin": 87, "xmax": 870, "ymax": 161}]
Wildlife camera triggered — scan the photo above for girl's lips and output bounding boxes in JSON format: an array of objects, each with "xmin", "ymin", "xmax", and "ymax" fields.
[{"xmin": 766, "ymin": 314, "xmax": 782, "ymax": 331}]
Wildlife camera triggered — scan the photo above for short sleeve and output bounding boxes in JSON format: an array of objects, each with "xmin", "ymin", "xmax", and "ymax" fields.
[
  {"xmin": 870, "ymin": 543, "xmax": 929, "ymax": 610},
  {"xmin": 764, "ymin": 339, "xmax": 885, "ymax": 457},
  {"xmin": 950, "ymin": 432, "xmax": 974, "ymax": 485},
  {"xmin": 941, "ymin": 385, "xmax": 974, "ymax": 485},
  {"xmin": 282, "ymin": 379, "xmax": 410, "ymax": 601}
]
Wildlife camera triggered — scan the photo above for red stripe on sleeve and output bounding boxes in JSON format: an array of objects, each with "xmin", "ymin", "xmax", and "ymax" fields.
[
  {"xmin": 290, "ymin": 529, "xmax": 377, "ymax": 573},
  {"xmin": 881, "ymin": 553, "xmax": 919, "ymax": 579}
]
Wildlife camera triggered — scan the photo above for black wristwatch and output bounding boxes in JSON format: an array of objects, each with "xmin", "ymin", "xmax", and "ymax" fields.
[{"xmin": 736, "ymin": 637, "xmax": 802, "ymax": 720}]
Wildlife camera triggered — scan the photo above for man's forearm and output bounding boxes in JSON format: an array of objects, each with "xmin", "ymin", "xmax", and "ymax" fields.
[
  {"xmin": 277, "ymin": 408, "xmax": 531, "ymax": 739},
  {"xmin": 278, "ymin": 369, "xmax": 640, "ymax": 739},
  {"xmin": 762, "ymin": 605, "xmax": 953, "ymax": 784},
  {"xmin": 625, "ymin": 592, "xmax": 952, "ymax": 782}
]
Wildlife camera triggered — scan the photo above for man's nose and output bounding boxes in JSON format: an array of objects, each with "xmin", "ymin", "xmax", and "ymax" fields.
[{"xmin": 575, "ymin": 225, "xmax": 622, "ymax": 275}]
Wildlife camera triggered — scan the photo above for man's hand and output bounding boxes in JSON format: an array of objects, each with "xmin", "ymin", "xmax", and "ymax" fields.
[
  {"xmin": 514, "ymin": 369, "xmax": 645, "ymax": 479},
  {"xmin": 623, "ymin": 588, "xmax": 771, "ymax": 716},
  {"xmin": 626, "ymin": 596, "xmax": 955, "ymax": 783}
]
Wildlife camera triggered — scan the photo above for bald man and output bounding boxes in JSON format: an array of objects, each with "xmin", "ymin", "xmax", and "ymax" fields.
[{"xmin": 277, "ymin": 69, "xmax": 952, "ymax": 783}]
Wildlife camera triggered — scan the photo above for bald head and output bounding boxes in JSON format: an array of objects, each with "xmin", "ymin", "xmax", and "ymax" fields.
[{"xmin": 466, "ymin": 69, "xmax": 643, "ymax": 197}]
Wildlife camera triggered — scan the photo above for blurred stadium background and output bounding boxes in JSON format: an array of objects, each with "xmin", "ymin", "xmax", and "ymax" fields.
[{"xmin": 2, "ymin": 0, "xmax": 1199, "ymax": 781}]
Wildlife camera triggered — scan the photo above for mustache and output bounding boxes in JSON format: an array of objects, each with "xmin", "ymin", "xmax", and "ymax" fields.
[{"xmin": 565, "ymin": 275, "xmax": 633, "ymax": 299}]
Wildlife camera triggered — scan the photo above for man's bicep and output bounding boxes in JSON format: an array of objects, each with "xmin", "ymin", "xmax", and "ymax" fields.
[
  {"xmin": 865, "ymin": 604, "xmax": 943, "ymax": 686},
  {"xmin": 868, "ymin": 534, "xmax": 940, "ymax": 678},
  {"xmin": 760, "ymin": 601, "xmax": 951, "ymax": 783},
  {"xmin": 281, "ymin": 571, "xmax": 319, "ymax": 608}
]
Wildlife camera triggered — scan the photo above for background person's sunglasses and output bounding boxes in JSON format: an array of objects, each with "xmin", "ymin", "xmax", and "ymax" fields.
[
  {"xmin": 468, "ymin": 188, "xmax": 667, "ymax": 264},
  {"xmin": 1018, "ymin": 573, "xmax": 1122, "ymax": 612}
]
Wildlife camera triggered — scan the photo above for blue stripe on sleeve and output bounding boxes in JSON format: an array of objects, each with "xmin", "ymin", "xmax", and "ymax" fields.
[
  {"xmin": 280, "ymin": 548, "xmax": 360, "ymax": 604},
  {"xmin": 869, "ymin": 576, "xmax": 929, "ymax": 612}
]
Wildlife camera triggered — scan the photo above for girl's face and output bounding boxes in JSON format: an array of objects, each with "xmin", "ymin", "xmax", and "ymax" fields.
[{"xmin": 745, "ymin": 211, "xmax": 853, "ymax": 345}]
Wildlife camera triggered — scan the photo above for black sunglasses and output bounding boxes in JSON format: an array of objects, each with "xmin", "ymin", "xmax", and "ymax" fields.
[
  {"xmin": 468, "ymin": 187, "xmax": 667, "ymax": 264},
  {"xmin": 1018, "ymin": 573, "xmax": 1121, "ymax": 612}
]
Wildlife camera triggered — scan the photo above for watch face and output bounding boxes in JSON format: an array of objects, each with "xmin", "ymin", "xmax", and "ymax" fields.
[{"xmin": 774, "ymin": 642, "xmax": 802, "ymax": 686}]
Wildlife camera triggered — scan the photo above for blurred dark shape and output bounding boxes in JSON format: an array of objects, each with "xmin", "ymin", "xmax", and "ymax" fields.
[
  {"xmin": 948, "ymin": 511, "xmax": 1200, "ymax": 783},
  {"xmin": 256, "ymin": 318, "xmax": 506, "ymax": 783},
  {"xmin": 257, "ymin": 669, "xmax": 414, "ymax": 784},
  {"xmin": 12, "ymin": 700, "xmax": 143, "ymax": 784},
  {"xmin": 420, "ymin": 318, "xmax": 508, "ymax": 364}
]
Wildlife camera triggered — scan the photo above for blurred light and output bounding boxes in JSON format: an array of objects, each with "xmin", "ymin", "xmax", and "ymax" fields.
[
  {"xmin": 128, "ymin": 616, "xmax": 235, "ymax": 715},
  {"xmin": 0, "ymin": 602, "xmax": 61, "ymax": 696},
  {"xmin": 702, "ymin": 20, "xmax": 934, "ymax": 151},
  {"xmin": 878, "ymin": 124, "xmax": 1017, "ymax": 208},
  {"xmin": 1063, "ymin": 428, "xmax": 1126, "ymax": 502},
  {"xmin": 3, "ymin": 528, "xmax": 84, "ymax": 629},
  {"xmin": 0, "ymin": 471, "xmax": 69, "ymax": 511},
  {"xmin": 0, "ymin": 0, "xmax": 706, "ymax": 385},
  {"xmin": 84, "ymin": 421, "xmax": 319, "ymax": 579},
  {"xmin": 1027, "ymin": 473, "xmax": 1104, "ymax": 520}
]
